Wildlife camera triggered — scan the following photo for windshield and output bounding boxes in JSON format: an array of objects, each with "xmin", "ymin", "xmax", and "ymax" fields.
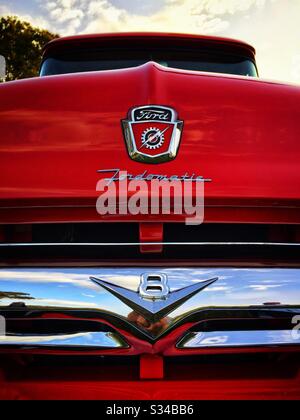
[{"xmin": 40, "ymin": 48, "xmax": 258, "ymax": 77}]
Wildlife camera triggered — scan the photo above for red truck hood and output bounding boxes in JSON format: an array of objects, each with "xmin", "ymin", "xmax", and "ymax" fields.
[{"xmin": 0, "ymin": 62, "xmax": 300, "ymax": 224}]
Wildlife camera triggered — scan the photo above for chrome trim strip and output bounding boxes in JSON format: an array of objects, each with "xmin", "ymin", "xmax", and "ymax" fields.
[
  {"xmin": 177, "ymin": 330, "xmax": 300, "ymax": 349},
  {"xmin": 0, "ymin": 332, "xmax": 128, "ymax": 349},
  {"xmin": 1, "ymin": 242, "xmax": 300, "ymax": 247}
]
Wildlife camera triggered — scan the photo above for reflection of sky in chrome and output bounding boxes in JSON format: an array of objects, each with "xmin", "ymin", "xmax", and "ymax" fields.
[
  {"xmin": 0, "ymin": 268, "xmax": 299, "ymax": 319},
  {"xmin": 183, "ymin": 330, "xmax": 300, "ymax": 348},
  {"xmin": 0, "ymin": 332, "xmax": 124, "ymax": 348}
]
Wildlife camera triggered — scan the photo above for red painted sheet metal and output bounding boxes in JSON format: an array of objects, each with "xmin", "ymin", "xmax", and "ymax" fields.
[
  {"xmin": 1, "ymin": 62, "xmax": 300, "ymax": 223},
  {"xmin": 1, "ymin": 374, "xmax": 299, "ymax": 400},
  {"xmin": 139, "ymin": 223, "xmax": 163, "ymax": 253}
]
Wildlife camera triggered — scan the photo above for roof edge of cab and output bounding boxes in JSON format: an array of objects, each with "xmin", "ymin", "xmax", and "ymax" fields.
[{"xmin": 43, "ymin": 32, "xmax": 256, "ymax": 61}]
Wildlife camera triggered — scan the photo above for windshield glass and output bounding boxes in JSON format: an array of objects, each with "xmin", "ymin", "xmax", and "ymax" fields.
[{"xmin": 40, "ymin": 48, "xmax": 258, "ymax": 77}]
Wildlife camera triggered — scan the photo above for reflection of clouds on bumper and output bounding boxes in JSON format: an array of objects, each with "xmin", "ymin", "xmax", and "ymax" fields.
[
  {"xmin": 0, "ymin": 331, "xmax": 127, "ymax": 348},
  {"xmin": 180, "ymin": 330, "xmax": 300, "ymax": 348},
  {"xmin": 0, "ymin": 315, "xmax": 5, "ymax": 336},
  {"xmin": 0, "ymin": 55, "xmax": 6, "ymax": 80}
]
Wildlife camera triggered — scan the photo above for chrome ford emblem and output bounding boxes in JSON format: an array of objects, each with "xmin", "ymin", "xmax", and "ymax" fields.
[{"xmin": 122, "ymin": 105, "xmax": 183, "ymax": 164}]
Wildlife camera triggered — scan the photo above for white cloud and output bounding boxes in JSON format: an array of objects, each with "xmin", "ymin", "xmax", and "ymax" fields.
[
  {"xmin": 249, "ymin": 284, "xmax": 283, "ymax": 291},
  {"xmin": 81, "ymin": 0, "xmax": 229, "ymax": 34},
  {"xmin": 35, "ymin": 0, "xmax": 234, "ymax": 35},
  {"xmin": 0, "ymin": 5, "xmax": 10, "ymax": 15},
  {"xmin": 201, "ymin": 0, "xmax": 268, "ymax": 15}
]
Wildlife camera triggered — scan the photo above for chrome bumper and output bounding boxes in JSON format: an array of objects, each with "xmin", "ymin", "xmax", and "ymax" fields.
[{"xmin": 0, "ymin": 267, "xmax": 300, "ymax": 353}]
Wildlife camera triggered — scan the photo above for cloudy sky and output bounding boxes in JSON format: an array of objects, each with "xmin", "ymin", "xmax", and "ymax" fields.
[{"xmin": 1, "ymin": 0, "xmax": 300, "ymax": 83}]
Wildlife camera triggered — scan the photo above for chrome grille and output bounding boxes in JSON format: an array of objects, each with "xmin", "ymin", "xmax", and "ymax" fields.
[{"xmin": 0, "ymin": 267, "xmax": 299, "ymax": 354}]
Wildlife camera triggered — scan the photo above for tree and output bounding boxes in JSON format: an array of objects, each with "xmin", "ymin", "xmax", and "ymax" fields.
[{"xmin": 0, "ymin": 16, "xmax": 59, "ymax": 82}]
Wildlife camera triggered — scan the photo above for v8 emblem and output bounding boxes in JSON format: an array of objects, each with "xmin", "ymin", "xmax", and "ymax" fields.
[
  {"xmin": 91, "ymin": 274, "xmax": 218, "ymax": 325},
  {"xmin": 139, "ymin": 273, "xmax": 170, "ymax": 301}
]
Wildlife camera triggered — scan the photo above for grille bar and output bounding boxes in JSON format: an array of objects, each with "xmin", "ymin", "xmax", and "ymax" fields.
[
  {"xmin": 1, "ymin": 242, "xmax": 300, "ymax": 247},
  {"xmin": 1, "ymin": 242, "xmax": 299, "ymax": 264},
  {"xmin": 0, "ymin": 331, "xmax": 129, "ymax": 350},
  {"xmin": 177, "ymin": 330, "xmax": 300, "ymax": 349}
]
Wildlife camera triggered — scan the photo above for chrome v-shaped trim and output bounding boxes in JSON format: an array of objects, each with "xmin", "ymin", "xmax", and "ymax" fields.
[{"xmin": 90, "ymin": 277, "xmax": 218, "ymax": 323}]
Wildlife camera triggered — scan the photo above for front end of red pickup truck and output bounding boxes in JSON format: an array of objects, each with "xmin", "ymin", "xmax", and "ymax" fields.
[{"xmin": 0, "ymin": 33, "xmax": 299, "ymax": 400}]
